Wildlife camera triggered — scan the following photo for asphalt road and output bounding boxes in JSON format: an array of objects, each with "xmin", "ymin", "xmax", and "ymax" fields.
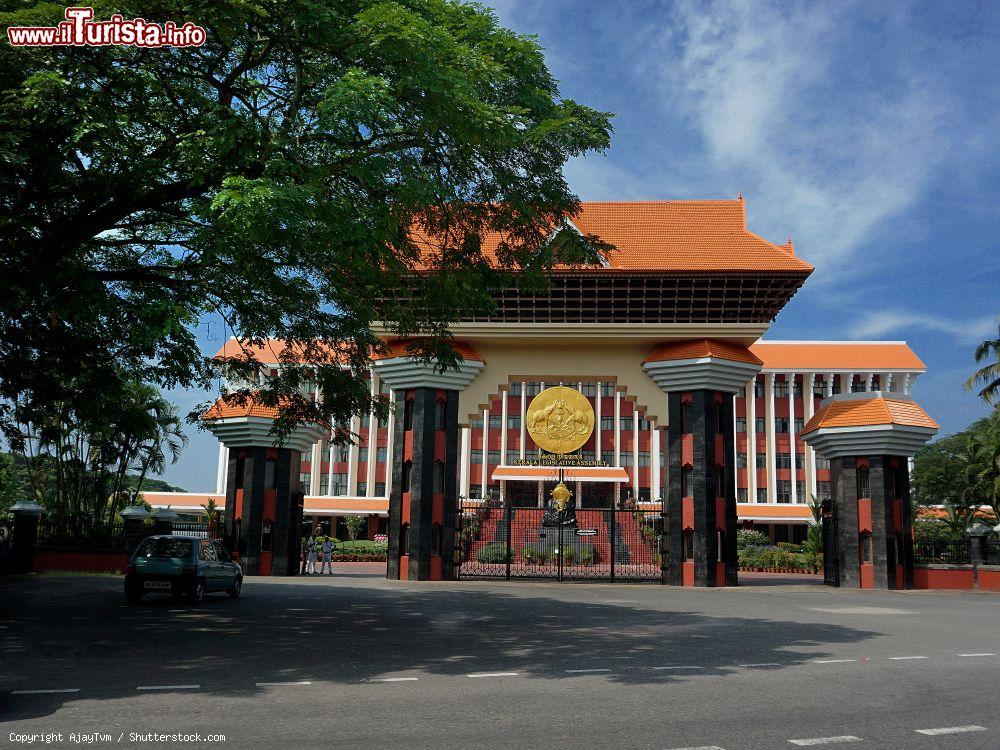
[{"xmin": 2, "ymin": 570, "xmax": 1000, "ymax": 749}]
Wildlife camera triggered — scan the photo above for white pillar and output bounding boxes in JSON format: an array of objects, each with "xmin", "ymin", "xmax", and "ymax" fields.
[
  {"xmin": 519, "ymin": 381, "xmax": 526, "ymax": 460},
  {"xmin": 732, "ymin": 394, "xmax": 738, "ymax": 500},
  {"xmin": 327, "ymin": 441, "xmax": 335, "ymax": 496},
  {"xmin": 746, "ymin": 380, "xmax": 757, "ymax": 503},
  {"xmin": 459, "ymin": 426, "xmax": 471, "ymax": 498},
  {"xmin": 884, "ymin": 372, "xmax": 895, "ymax": 393},
  {"xmin": 346, "ymin": 415, "xmax": 360, "ymax": 495},
  {"xmin": 651, "ymin": 419, "xmax": 661, "ymax": 502},
  {"xmin": 384, "ymin": 390, "xmax": 396, "ymax": 498},
  {"xmin": 825, "ymin": 373, "xmax": 834, "ymax": 399},
  {"xmin": 841, "ymin": 372, "xmax": 853, "ymax": 395},
  {"xmin": 789, "ymin": 372, "xmax": 797, "ymax": 504},
  {"xmin": 765, "ymin": 373, "xmax": 777, "ymax": 502},
  {"xmin": 903, "ymin": 372, "xmax": 913, "ymax": 394},
  {"xmin": 215, "ymin": 444, "xmax": 228, "ymax": 494},
  {"xmin": 310, "ymin": 441, "xmax": 322, "ymax": 497},
  {"xmin": 614, "ymin": 389, "xmax": 621, "ymax": 467},
  {"xmin": 804, "ymin": 373, "xmax": 817, "ymax": 503},
  {"xmin": 633, "ymin": 402, "xmax": 640, "ymax": 499},
  {"xmin": 865, "ymin": 372, "xmax": 874, "ymax": 392},
  {"xmin": 500, "ymin": 388, "xmax": 508, "ymax": 465},
  {"xmin": 595, "ymin": 381, "xmax": 602, "ymax": 464},
  {"xmin": 481, "ymin": 407, "xmax": 488, "ymax": 498},
  {"xmin": 365, "ymin": 375, "xmax": 378, "ymax": 497}
]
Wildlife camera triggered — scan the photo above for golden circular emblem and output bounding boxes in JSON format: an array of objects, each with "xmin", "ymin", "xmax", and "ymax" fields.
[{"xmin": 525, "ymin": 386, "xmax": 594, "ymax": 455}]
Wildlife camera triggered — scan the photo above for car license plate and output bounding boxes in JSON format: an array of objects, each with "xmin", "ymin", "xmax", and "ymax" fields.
[{"xmin": 144, "ymin": 580, "xmax": 171, "ymax": 590}]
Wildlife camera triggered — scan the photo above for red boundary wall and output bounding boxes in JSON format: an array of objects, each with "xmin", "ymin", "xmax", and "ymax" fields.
[
  {"xmin": 914, "ymin": 565, "xmax": 999, "ymax": 591},
  {"xmin": 34, "ymin": 549, "xmax": 126, "ymax": 574}
]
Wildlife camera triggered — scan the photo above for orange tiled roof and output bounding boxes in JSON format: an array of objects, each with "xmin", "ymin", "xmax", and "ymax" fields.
[
  {"xmin": 201, "ymin": 396, "xmax": 284, "ymax": 421},
  {"xmin": 644, "ymin": 339, "xmax": 763, "ymax": 366},
  {"xmin": 213, "ymin": 338, "xmax": 483, "ymax": 364},
  {"xmin": 411, "ymin": 199, "xmax": 812, "ymax": 274},
  {"xmin": 801, "ymin": 397, "xmax": 938, "ymax": 434},
  {"xmin": 750, "ymin": 341, "xmax": 926, "ymax": 371}
]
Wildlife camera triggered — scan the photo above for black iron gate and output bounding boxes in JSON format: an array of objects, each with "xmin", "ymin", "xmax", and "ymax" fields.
[
  {"xmin": 457, "ymin": 501, "xmax": 666, "ymax": 583},
  {"xmin": 821, "ymin": 499, "xmax": 839, "ymax": 586}
]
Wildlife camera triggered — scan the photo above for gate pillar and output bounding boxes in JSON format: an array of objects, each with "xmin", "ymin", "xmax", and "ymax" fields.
[
  {"xmin": 10, "ymin": 500, "xmax": 45, "ymax": 575},
  {"xmin": 644, "ymin": 340, "xmax": 762, "ymax": 587},
  {"xmin": 372, "ymin": 341, "xmax": 485, "ymax": 581},
  {"xmin": 202, "ymin": 398, "xmax": 325, "ymax": 576},
  {"xmin": 801, "ymin": 392, "xmax": 937, "ymax": 590}
]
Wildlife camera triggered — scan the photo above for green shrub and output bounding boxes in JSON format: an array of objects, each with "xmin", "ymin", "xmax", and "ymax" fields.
[
  {"xmin": 777, "ymin": 541, "xmax": 803, "ymax": 553},
  {"xmin": 476, "ymin": 543, "xmax": 511, "ymax": 563},
  {"xmin": 737, "ymin": 529, "xmax": 770, "ymax": 549},
  {"xmin": 336, "ymin": 540, "xmax": 388, "ymax": 554},
  {"xmin": 561, "ymin": 548, "xmax": 577, "ymax": 564},
  {"xmin": 521, "ymin": 545, "xmax": 548, "ymax": 564},
  {"xmin": 577, "ymin": 546, "xmax": 595, "ymax": 564}
]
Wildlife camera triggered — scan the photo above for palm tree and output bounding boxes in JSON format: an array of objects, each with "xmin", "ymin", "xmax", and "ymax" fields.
[{"xmin": 966, "ymin": 319, "xmax": 1000, "ymax": 405}]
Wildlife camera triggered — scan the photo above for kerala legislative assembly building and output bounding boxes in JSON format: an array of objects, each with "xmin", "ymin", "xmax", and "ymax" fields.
[{"xmin": 147, "ymin": 198, "xmax": 932, "ymax": 586}]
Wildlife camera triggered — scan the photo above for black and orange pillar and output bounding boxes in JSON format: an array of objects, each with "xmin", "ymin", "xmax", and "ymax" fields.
[
  {"xmin": 373, "ymin": 341, "xmax": 484, "ymax": 581},
  {"xmin": 203, "ymin": 398, "xmax": 325, "ymax": 576},
  {"xmin": 645, "ymin": 340, "xmax": 762, "ymax": 587},
  {"xmin": 800, "ymin": 391, "xmax": 937, "ymax": 590}
]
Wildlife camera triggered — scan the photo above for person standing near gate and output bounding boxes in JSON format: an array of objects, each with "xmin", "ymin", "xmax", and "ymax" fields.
[
  {"xmin": 319, "ymin": 535, "xmax": 334, "ymax": 576},
  {"xmin": 305, "ymin": 533, "xmax": 318, "ymax": 575}
]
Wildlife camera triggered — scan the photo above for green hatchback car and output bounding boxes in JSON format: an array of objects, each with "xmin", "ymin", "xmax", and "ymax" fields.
[{"xmin": 125, "ymin": 535, "xmax": 242, "ymax": 604}]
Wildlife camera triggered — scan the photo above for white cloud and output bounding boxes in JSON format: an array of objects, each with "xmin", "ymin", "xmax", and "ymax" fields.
[
  {"xmin": 849, "ymin": 309, "xmax": 997, "ymax": 344},
  {"xmin": 633, "ymin": 0, "xmax": 965, "ymax": 279}
]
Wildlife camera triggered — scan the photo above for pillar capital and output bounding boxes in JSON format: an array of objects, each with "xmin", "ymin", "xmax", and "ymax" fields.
[
  {"xmin": 643, "ymin": 339, "xmax": 762, "ymax": 394},
  {"xmin": 202, "ymin": 396, "xmax": 326, "ymax": 453},
  {"xmin": 371, "ymin": 339, "xmax": 485, "ymax": 391}
]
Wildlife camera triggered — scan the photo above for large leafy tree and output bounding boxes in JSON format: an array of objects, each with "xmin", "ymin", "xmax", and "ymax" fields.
[
  {"xmin": 966, "ymin": 320, "xmax": 1000, "ymax": 405},
  {"xmin": 0, "ymin": 0, "xmax": 613, "ymax": 445}
]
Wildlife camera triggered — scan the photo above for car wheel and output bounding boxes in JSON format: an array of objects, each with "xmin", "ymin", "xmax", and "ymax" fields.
[
  {"xmin": 190, "ymin": 578, "xmax": 206, "ymax": 604},
  {"xmin": 227, "ymin": 576, "xmax": 242, "ymax": 599},
  {"xmin": 126, "ymin": 590, "xmax": 142, "ymax": 605}
]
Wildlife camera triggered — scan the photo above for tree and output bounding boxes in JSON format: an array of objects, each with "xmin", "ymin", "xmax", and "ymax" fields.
[
  {"xmin": 344, "ymin": 514, "xmax": 366, "ymax": 542},
  {"xmin": 912, "ymin": 432, "xmax": 970, "ymax": 508},
  {"xmin": 966, "ymin": 319, "xmax": 1000, "ymax": 405},
  {"xmin": 0, "ymin": 0, "xmax": 613, "ymax": 447},
  {"xmin": 0, "ymin": 452, "xmax": 26, "ymax": 514}
]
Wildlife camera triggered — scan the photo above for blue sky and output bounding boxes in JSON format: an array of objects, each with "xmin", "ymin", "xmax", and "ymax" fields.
[{"xmin": 159, "ymin": 0, "xmax": 1000, "ymax": 491}]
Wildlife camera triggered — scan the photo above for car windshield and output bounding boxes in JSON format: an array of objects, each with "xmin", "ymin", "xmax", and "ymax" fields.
[{"xmin": 133, "ymin": 538, "xmax": 193, "ymax": 560}]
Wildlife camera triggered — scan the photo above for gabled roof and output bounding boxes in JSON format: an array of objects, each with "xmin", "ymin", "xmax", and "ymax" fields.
[
  {"xmin": 411, "ymin": 198, "xmax": 812, "ymax": 274},
  {"xmin": 201, "ymin": 396, "xmax": 284, "ymax": 421},
  {"xmin": 644, "ymin": 338, "xmax": 763, "ymax": 366},
  {"xmin": 750, "ymin": 341, "xmax": 926, "ymax": 371},
  {"xmin": 800, "ymin": 395, "xmax": 939, "ymax": 434}
]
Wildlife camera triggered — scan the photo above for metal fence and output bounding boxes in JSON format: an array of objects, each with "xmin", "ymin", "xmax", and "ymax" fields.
[
  {"xmin": 36, "ymin": 515, "xmax": 126, "ymax": 550},
  {"xmin": 985, "ymin": 537, "xmax": 1000, "ymax": 566},
  {"xmin": 913, "ymin": 538, "xmax": 971, "ymax": 565}
]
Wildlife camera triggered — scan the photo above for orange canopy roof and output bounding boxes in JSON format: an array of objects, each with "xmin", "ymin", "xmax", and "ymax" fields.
[
  {"xmin": 201, "ymin": 396, "xmax": 283, "ymax": 421},
  {"xmin": 801, "ymin": 396, "xmax": 938, "ymax": 434},
  {"xmin": 644, "ymin": 339, "xmax": 763, "ymax": 366},
  {"xmin": 750, "ymin": 342, "xmax": 925, "ymax": 371},
  {"xmin": 213, "ymin": 338, "xmax": 483, "ymax": 364},
  {"xmin": 410, "ymin": 199, "xmax": 812, "ymax": 274}
]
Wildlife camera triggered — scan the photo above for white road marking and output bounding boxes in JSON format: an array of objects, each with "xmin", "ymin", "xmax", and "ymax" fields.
[
  {"xmin": 363, "ymin": 677, "xmax": 419, "ymax": 683},
  {"xmin": 467, "ymin": 672, "xmax": 519, "ymax": 678},
  {"xmin": 957, "ymin": 653, "xmax": 996, "ymax": 657},
  {"xmin": 788, "ymin": 737, "xmax": 862, "ymax": 746},
  {"xmin": 663, "ymin": 746, "xmax": 727, "ymax": 750},
  {"xmin": 255, "ymin": 681, "xmax": 313, "ymax": 687},
  {"xmin": 564, "ymin": 668, "xmax": 612, "ymax": 673},
  {"xmin": 915, "ymin": 726, "xmax": 987, "ymax": 736},
  {"xmin": 812, "ymin": 659, "xmax": 855, "ymax": 664},
  {"xmin": 888, "ymin": 656, "xmax": 928, "ymax": 660},
  {"xmin": 11, "ymin": 688, "xmax": 80, "ymax": 695},
  {"xmin": 136, "ymin": 685, "xmax": 200, "ymax": 691},
  {"xmin": 739, "ymin": 662, "xmax": 782, "ymax": 667},
  {"xmin": 652, "ymin": 666, "xmax": 704, "ymax": 670}
]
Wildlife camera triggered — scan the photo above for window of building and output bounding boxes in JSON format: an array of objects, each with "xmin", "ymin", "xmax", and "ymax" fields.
[
  {"xmin": 851, "ymin": 378, "xmax": 864, "ymax": 393},
  {"xmin": 300, "ymin": 450, "xmax": 311, "ymax": 463},
  {"xmin": 776, "ymin": 453, "xmax": 792, "ymax": 469},
  {"xmin": 756, "ymin": 487, "xmax": 768, "ymax": 502},
  {"xmin": 813, "ymin": 379, "xmax": 826, "ymax": 397},
  {"xmin": 334, "ymin": 445, "xmax": 349, "ymax": 463},
  {"xmin": 638, "ymin": 417, "xmax": 651, "ymax": 431},
  {"xmin": 299, "ymin": 472, "xmax": 311, "ymax": 489},
  {"xmin": 794, "ymin": 418, "xmax": 804, "ymax": 433},
  {"xmin": 526, "ymin": 382, "xmax": 540, "ymax": 397},
  {"xmin": 581, "ymin": 383, "xmax": 597, "ymax": 397},
  {"xmin": 792, "ymin": 379, "xmax": 802, "ymax": 397},
  {"xmin": 376, "ymin": 447, "xmax": 388, "ymax": 463},
  {"xmin": 776, "ymin": 480, "xmax": 792, "ymax": 503},
  {"xmin": 331, "ymin": 473, "xmax": 348, "ymax": 495},
  {"xmin": 817, "ymin": 480, "xmax": 831, "ymax": 501},
  {"xmin": 489, "ymin": 414, "xmax": 502, "ymax": 430},
  {"xmin": 736, "ymin": 453, "xmax": 747, "ymax": 469},
  {"xmin": 375, "ymin": 482, "xmax": 387, "ymax": 496},
  {"xmin": 507, "ymin": 415, "xmax": 521, "ymax": 430},
  {"xmin": 756, "ymin": 452, "xmax": 766, "ymax": 469},
  {"xmin": 510, "ymin": 382, "xmax": 522, "ymax": 396},
  {"xmin": 600, "ymin": 416, "xmax": 614, "ymax": 431},
  {"xmin": 775, "ymin": 380, "xmax": 790, "ymax": 398},
  {"xmin": 755, "ymin": 418, "xmax": 766, "ymax": 434},
  {"xmin": 358, "ymin": 447, "xmax": 368, "ymax": 464},
  {"xmin": 754, "ymin": 379, "xmax": 765, "ymax": 398},
  {"xmin": 471, "ymin": 450, "xmax": 483, "ymax": 465},
  {"xmin": 638, "ymin": 487, "xmax": 651, "ymax": 501},
  {"xmin": 795, "ymin": 452, "xmax": 804, "ymax": 469},
  {"xmin": 471, "ymin": 416, "xmax": 484, "ymax": 429},
  {"xmin": 525, "ymin": 449, "xmax": 540, "ymax": 461},
  {"xmin": 487, "ymin": 449, "xmax": 501, "ymax": 465},
  {"xmin": 858, "ymin": 466, "xmax": 870, "ymax": 499},
  {"xmin": 506, "ymin": 450, "xmax": 519, "ymax": 464},
  {"xmin": 775, "ymin": 418, "xmax": 790, "ymax": 433},
  {"xmin": 319, "ymin": 475, "xmax": 330, "ymax": 495},
  {"xmin": 621, "ymin": 451, "xmax": 633, "ymax": 467},
  {"xmin": 600, "ymin": 383, "xmax": 616, "ymax": 397},
  {"xmin": 815, "ymin": 456, "xmax": 831, "ymax": 470},
  {"xmin": 361, "ymin": 411, "xmax": 371, "ymax": 429},
  {"xmin": 638, "ymin": 451, "xmax": 651, "ymax": 467},
  {"xmin": 832, "ymin": 378, "xmax": 842, "ymax": 395},
  {"xmin": 795, "ymin": 480, "xmax": 805, "ymax": 499},
  {"xmin": 737, "ymin": 487, "xmax": 748, "ymax": 502},
  {"xmin": 356, "ymin": 482, "xmax": 367, "ymax": 497},
  {"xmin": 735, "ymin": 417, "xmax": 747, "ymax": 433},
  {"xmin": 467, "ymin": 486, "xmax": 482, "ymax": 499}
]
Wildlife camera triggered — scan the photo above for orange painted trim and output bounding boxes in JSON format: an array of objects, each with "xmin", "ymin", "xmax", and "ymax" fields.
[
  {"xmin": 682, "ymin": 496, "xmax": 694, "ymax": 530},
  {"xmin": 736, "ymin": 504, "xmax": 812, "ymax": 519},
  {"xmin": 681, "ymin": 434, "xmax": 694, "ymax": 467},
  {"xmin": 857, "ymin": 498, "xmax": 872, "ymax": 533},
  {"xmin": 430, "ymin": 556, "xmax": 442, "ymax": 581},
  {"xmin": 682, "ymin": 560, "xmax": 695, "ymax": 587},
  {"xmin": 715, "ymin": 561, "xmax": 727, "ymax": 587},
  {"xmin": 258, "ymin": 551, "xmax": 273, "ymax": 576},
  {"xmin": 860, "ymin": 563, "xmax": 874, "ymax": 590},
  {"xmin": 399, "ymin": 555, "xmax": 410, "ymax": 580}
]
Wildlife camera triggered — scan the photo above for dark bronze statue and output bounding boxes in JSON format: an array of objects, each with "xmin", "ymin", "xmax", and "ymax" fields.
[{"xmin": 541, "ymin": 481, "xmax": 577, "ymax": 527}]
